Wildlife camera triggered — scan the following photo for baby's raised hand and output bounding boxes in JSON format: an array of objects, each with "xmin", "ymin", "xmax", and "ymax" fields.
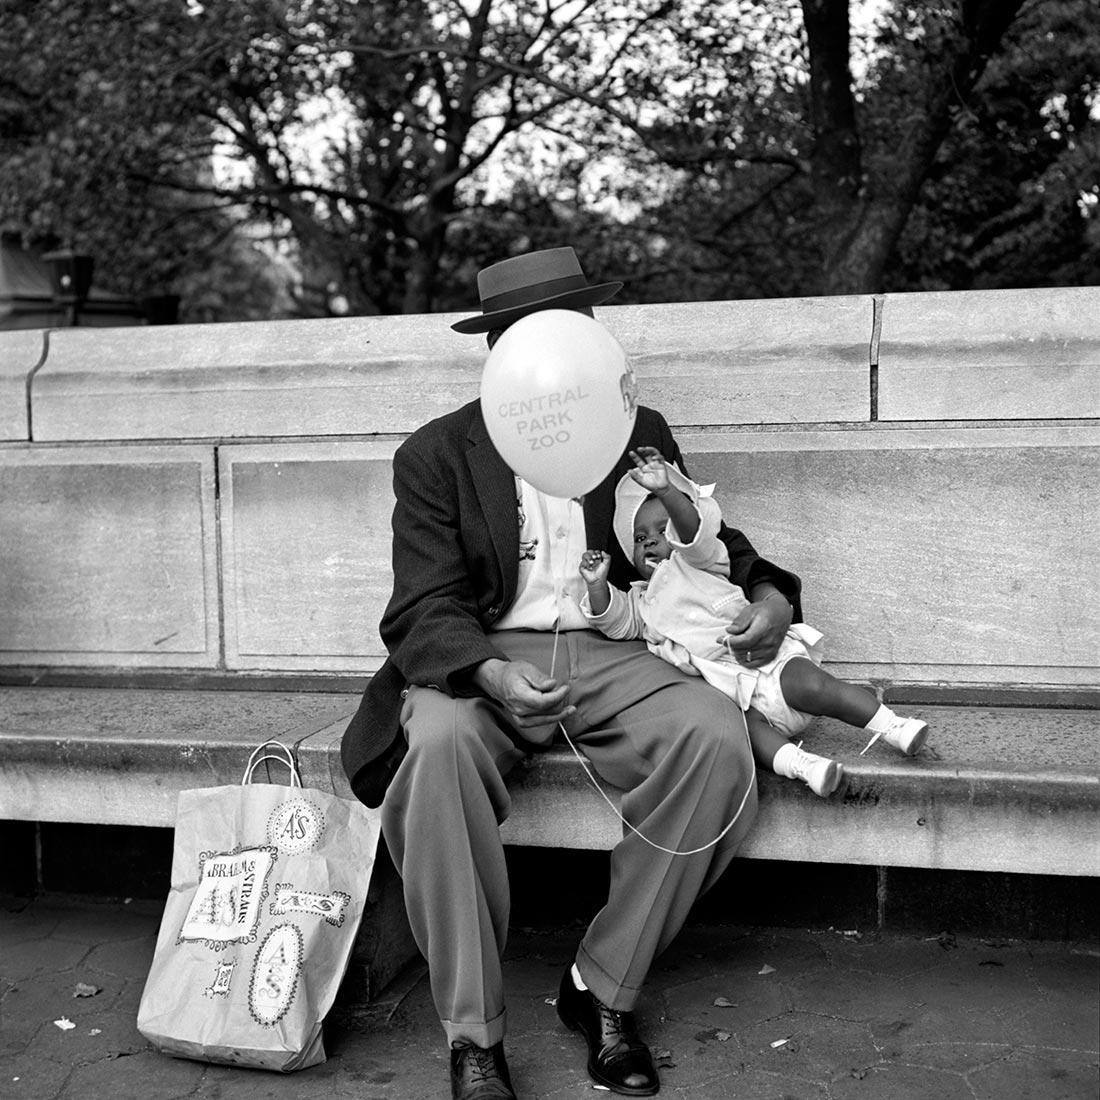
[
  {"xmin": 628, "ymin": 446, "xmax": 670, "ymax": 494},
  {"xmin": 579, "ymin": 549, "xmax": 611, "ymax": 585}
]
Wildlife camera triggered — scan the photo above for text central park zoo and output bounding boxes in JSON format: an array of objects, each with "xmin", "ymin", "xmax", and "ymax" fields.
[{"xmin": 499, "ymin": 386, "xmax": 588, "ymax": 449}]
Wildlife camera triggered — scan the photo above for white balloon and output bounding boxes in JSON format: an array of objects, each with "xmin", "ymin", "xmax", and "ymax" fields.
[{"xmin": 480, "ymin": 310, "xmax": 639, "ymax": 498}]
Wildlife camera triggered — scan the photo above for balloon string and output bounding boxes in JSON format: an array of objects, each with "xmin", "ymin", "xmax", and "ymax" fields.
[
  {"xmin": 557, "ymin": 720, "xmax": 756, "ymax": 857},
  {"xmin": 547, "ymin": 500, "xmax": 756, "ymax": 857}
]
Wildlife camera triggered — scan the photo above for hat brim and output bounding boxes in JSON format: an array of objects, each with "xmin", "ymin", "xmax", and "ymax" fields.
[{"xmin": 451, "ymin": 281, "xmax": 623, "ymax": 334}]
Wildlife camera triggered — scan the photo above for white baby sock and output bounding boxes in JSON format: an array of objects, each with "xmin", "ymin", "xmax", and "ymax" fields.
[{"xmin": 863, "ymin": 703, "xmax": 897, "ymax": 733}]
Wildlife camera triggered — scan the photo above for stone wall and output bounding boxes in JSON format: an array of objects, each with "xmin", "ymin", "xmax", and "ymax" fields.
[{"xmin": 1, "ymin": 287, "xmax": 1097, "ymax": 687}]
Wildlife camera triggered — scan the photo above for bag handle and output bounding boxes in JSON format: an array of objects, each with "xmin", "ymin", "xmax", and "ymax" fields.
[{"xmin": 241, "ymin": 740, "xmax": 302, "ymax": 788}]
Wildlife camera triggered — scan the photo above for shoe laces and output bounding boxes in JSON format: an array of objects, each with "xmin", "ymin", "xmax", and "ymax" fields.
[
  {"xmin": 596, "ymin": 1000, "xmax": 643, "ymax": 1051},
  {"xmin": 460, "ymin": 1044, "xmax": 499, "ymax": 1084}
]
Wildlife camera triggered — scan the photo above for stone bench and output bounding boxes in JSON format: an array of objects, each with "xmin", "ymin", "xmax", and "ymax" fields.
[
  {"xmin": 1, "ymin": 681, "xmax": 1096, "ymax": 876},
  {"xmin": 2, "ymin": 285, "xmax": 1098, "ymax": 986}
]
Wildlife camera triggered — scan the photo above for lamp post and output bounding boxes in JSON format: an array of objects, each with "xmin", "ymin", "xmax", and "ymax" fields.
[{"xmin": 41, "ymin": 249, "xmax": 94, "ymax": 327}]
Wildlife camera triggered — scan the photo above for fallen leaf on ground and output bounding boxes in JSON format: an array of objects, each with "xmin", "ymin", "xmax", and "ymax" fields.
[
  {"xmin": 73, "ymin": 982, "xmax": 100, "ymax": 998},
  {"xmin": 53, "ymin": 1018, "xmax": 76, "ymax": 1031},
  {"xmin": 713, "ymin": 996, "xmax": 736, "ymax": 1007},
  {"xmin": 758, "ymin": 964, "xmax": 776, "ymax": 975},
  {"xmin": 694, "ymin": 1028, "xmax": 731, "ymax": 1043}
]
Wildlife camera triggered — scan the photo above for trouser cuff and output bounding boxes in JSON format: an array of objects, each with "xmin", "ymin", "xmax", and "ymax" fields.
[
  {"xmin": 576, "ymin": 944, "xmax": 642, "ymax": 1013},
  {"xmin": 442, "ymin": 1007, "xmax": 507, "ymax": 1049}
]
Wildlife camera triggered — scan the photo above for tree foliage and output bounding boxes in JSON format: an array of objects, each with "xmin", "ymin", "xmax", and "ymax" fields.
[
  {"xmin": 0, "ymin": 0, "xmax": 1095, "ymax": 321},
  {"xmin": 0, "ymin": 0, "xmax": 294, "ymax": 315}
]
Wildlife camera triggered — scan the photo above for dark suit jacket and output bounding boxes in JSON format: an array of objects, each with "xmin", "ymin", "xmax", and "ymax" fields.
[{"xmin": 341, "ymin": 399, "xmax": 802, "ymax": 807}]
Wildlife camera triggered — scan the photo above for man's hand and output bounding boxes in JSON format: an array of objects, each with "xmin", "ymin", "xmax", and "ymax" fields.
[
  {"xmin": 718, "ymin": 591, "xmax": 793, "ymax": 668},
  {"xmin": 472, "ymin": 658, "xmax": 575, "ymax": 727},
  {"xmin": 628, "ymin": 446, "xmax": 670, "ymax": 494}
]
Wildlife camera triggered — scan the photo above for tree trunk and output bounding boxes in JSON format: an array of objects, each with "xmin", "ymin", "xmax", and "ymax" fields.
[
  {"xmin": 801, "ymin": 0, "xmax": 864, "ymax": 291},
  {"xmin": 806, "ymin": 0, "xmax": 1026, "ymax": 295}
]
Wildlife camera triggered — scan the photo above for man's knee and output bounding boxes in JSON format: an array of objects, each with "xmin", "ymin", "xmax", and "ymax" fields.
[
  {"xmin": 673, "ymin": 686, "xmax": 747, "ymax": 767},
  {"xmin": 402, "ymin": 692, "xmax": 522, "ymax": 782},
  {"xmin": 405, "ymin": 694, "xmax": 489, "ymax": 760}
]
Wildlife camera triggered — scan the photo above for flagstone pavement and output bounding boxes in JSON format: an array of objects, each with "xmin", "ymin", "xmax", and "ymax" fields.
[{"xmin": 1, "ymin": 894, "xmax": 1097, "ymax": 1100}]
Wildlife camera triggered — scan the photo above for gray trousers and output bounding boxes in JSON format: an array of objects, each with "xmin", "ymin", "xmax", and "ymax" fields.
[{"xmin": 380, "ymin": 630, "xmax": 758, "ymax": 1048}]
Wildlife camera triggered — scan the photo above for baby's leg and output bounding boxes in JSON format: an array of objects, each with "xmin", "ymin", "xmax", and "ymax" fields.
[
  {"xmin": 779, "ymin": 657, "xmax": 930, "ymax": 756},
  {"xmin": 779, "ymin": 657, "xmax": 879, "ymax": 726},
  {"xmin": 746, "ymin": 707, "xmax": 844, "ymax": 798},
  {"xmin": 745, "ymin": 707, "xmax": 789, "ymax": 771}
]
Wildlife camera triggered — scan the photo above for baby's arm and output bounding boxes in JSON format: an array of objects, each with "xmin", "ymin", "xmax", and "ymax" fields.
[
  {"xmin": 629, "ymin": 447, "xmax": 699, "ymax": 543},
  {"xmin": 578, "ymin": 550, "xmax": 644, "ymax": 639},
  {"xmin": 579, "ymin": 549, "xmax": 613, "ymax": 615}
]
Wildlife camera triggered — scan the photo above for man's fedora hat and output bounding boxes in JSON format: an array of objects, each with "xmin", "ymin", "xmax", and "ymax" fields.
[{"xmin": 451, "ymin": 246, "xmax": 622, "ymax": 334}]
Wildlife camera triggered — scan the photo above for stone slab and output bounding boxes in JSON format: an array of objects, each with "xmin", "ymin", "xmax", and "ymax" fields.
[
  {"xmin": 495, "ymin": 706, "xmax": 1100, "ymax": 876},
  {"xmin": 218, "ymin": 442, "xmax": 399, "ymax": 672},
  {"xmin": 31, "ymin": 297, "xmax": 873, "ymax": 442},
  {"xmin": 1, "ymin": 687, "xmax": 1094, "ymax": 875},
  {"xmin": 681, "ymin": 425, "xmax": 1100, "ymax": 686},
  {"xmin": 305, "ymin": 703, "xmax": 1099, "ymax": 876},
  {"xmin": 0, "ymin": 687, "xmax": 360, "ymax": 825},
  {"xmin": 878, "ymin": 285, "xmax": 1100, "ymax": 420},
  {"xmin": 602, "ymin": 296, "xmax": 873, "ymax": 425},
  {"xmin": 30, "ymin": 313, "xmax": 485, "ymax": 441},
  {"xmin": 0, "ymin": 446, "xmax": 218, "ymax": 666},
  {"xmin": 0, "ymin": 329, "xmax": 43, "ymax": 440}
]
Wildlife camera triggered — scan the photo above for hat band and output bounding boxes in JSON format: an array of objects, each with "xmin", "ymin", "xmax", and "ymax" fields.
[{"xmin": 478, "ymin": 273, "xmax": 589, "ymax": 315}]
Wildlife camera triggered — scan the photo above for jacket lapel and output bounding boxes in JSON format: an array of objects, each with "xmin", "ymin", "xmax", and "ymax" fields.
[
  {"xmin": 582, "ymin": 469, "xmax": 616, "ymax": 554},
  {"xmin": 467, "ymin": 410, "xmax": 520, "ymax": 603}
]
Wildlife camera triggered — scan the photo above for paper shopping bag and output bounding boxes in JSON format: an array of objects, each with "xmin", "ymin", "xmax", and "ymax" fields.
[{"xmin": 137, "ymin": 741, "xmax": 381, "ymax": 1072}]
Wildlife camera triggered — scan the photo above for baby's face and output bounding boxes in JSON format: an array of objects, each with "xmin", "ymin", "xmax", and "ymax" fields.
[{"xmin": 632, "ymin": 497, "xmax": 672, "ymax": 579}]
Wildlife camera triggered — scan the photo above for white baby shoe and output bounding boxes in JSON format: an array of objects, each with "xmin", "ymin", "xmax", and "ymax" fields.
[
  {"xmin": 861, "ymin": 716, "xmax": 929, "ymax": 757},
  {"xmin": 777, "ymin": 744, "xmax": 845, "ymax": 797}
]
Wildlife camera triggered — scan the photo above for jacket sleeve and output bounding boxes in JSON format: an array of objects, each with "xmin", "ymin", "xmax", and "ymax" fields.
[
  {"xmin": 378, "ymin": 435, "xmax": 507, "ymax": 695},
  {"xmin": 648, "ymin": 409, "xmax": 804, "ymax": 621}
]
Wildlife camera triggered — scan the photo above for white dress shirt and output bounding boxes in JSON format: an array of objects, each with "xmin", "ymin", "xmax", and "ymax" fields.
[{"xmin": 492, "ymin": 478, "xmax": 590, "ymax": 632}]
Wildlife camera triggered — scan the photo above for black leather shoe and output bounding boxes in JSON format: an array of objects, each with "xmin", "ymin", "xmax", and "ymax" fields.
[
  {"xmin": 556, "ymin": 968, "xmax": 659, "ymax": 1096},
  {"xmin": 449, "ymin": 1040, "xmax": 516, "ymax": 1100}
]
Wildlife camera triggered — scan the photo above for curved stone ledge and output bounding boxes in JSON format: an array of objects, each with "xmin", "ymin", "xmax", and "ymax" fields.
[
  {"xmin": 4, "ymin": 691, "xmax": 1094, "ymax": 877},
  {"xmin": 493, "ymin": 704, "xmax": 1100, "ymax": 875},
  {"xmin": 0, "ymin": 329, "xmax": 43, "ymax": 440},
  {"xmin": 30, "ymin": 297, "xmax": 874, "ymax": 441},
  {"xmin": 878, "ymin": 285, "xmax": 1100, "ymax": 420}
]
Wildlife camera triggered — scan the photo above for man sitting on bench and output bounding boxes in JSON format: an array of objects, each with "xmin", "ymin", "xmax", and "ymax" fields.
[{"xmin": 341, "ymin": 246, "xmax": 802, "ymax": 1099}]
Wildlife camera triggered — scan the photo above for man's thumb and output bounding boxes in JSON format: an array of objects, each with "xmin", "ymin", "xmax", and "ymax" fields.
[
  {"xmin": 520, "ymin": 664, "xmax": 557, "ymax": 690},
  {"xmin": 726, "ymin": 607, "xmax": 754, "ymax": 634}
]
